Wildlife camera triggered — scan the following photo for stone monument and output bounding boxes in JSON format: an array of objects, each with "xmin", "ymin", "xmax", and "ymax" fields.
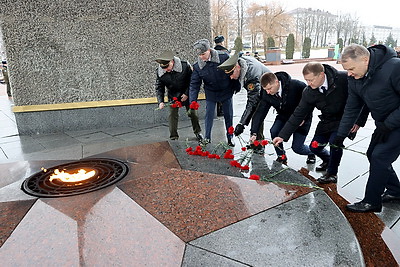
[{"xmin": 0, "ymin": 0, "xmax": 211, "ymax": 134}]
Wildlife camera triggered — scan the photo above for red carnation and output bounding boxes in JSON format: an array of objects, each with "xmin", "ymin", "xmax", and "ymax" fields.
[
  {"xmin": 176, "ymin": 101, "xmax": 182, "ymax": 108},
  {"xmin": 189, "ymin": 101, "xmax": 200, "ymax": 110},
  {"xmin": 228, "ymin": 126, "xmax": 235, "ymax": 135},
  {"xmin": 186, "ymin": 147, "xmax": 193, "ymax": 152},
  {"xmin": 311, "ymin": 141, "xmax": 319, "ymax": 148},
  {"xmin": 230, "ymin": 160, "xmax": 237, "ymax": 167},
  {"xmin": 281, "ymin": 154, "xmax": 287, "ymax": 160},
  {"xmin": 226, "ymin": 149, "xmax": 233, "ymax": 154},
  {"xmin": 253, "ymin": 140, "xmax": 260, "ymax": 146},
  {"xmin": 261, "ymin": 140, "xmax": 268, "ymax": 146},
  {"xmin": 215, "ymin": 155, "xmax": 221, "ymax": 159},
  {"xmin": 241, "ymin": 165, "xmax": 250, "ymax": 170},
  {"xmin": 171, "ymin": 103, "xmax": 177, "ymax": 108},
  {"xmin": 173, "ymin": 97, "xmax": 178, "ymax": 101},
  {"xmin": 241, "ymin": 147, "xmax": 247, "ymax": 151},
  {"xmin": 249, "ymin": 174, "xmax": 260, "ymax": 180}
]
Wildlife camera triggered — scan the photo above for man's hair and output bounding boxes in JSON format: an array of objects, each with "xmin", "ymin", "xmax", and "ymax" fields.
[
  {"xmin": 260, "ymin": 72, "xmax": 277, "ymax": 88},
  {"xmin": 302, "ymin": 62, "xmax": 324, "ymax": 76},
  {"xmin": 341, "ymin": 44, "xmax": 370, "ymax": 63}
]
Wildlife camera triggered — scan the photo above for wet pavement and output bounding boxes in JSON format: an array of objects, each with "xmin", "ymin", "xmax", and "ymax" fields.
[{"xmin": 0, "ymin": 61, "xmax": 399, "ymax": 266}]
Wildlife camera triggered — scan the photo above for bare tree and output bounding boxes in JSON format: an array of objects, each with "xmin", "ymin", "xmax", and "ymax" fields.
[
  {"xmin": 210, "ymin": 0, "xmax": 234, "ymax": 42},
  {"xmin": 246, "ymin": 2, "xmax": 289, "ymax": 54}
]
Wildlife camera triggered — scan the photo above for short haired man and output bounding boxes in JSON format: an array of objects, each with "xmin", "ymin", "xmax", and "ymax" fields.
[
  {"xmin": 273, "ymin": 62, "xmax": 366, "ymax": 184},
  {"xmin": 217, "ymin": 52, "xmax": 271, "ymax": 153},
  {"xmin": 249, "ymin": 72, "xmax": 314, "ymax": 164},
  {"xmin": 155, "ymin": 50, "xmax": 203, "ymax": 141},
  {"xmin": 189, "ymin": 39, "xmax": 241, "ymax": 146},
  {"xmin": 334, "ymin": 44, "xmax": 400, "ymax": 212}
]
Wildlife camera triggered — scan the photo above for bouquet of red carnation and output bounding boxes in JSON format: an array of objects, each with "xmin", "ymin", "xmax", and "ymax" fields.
[
  {"xmin": 155, "ymin": 97, "xmax": 183, "ymax": 110},
  {"xmin": 189, "ymin": 101, "xmax": 200, "ymax": 110}
]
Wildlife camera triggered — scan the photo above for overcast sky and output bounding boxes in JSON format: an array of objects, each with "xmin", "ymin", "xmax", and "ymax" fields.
[{"xmin": 251, "ymin": 0, "xmax": 400, "ymax": 28}]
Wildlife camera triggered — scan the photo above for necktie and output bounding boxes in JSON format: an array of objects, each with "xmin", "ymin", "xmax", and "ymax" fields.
[{"xmin": 321, "ymin": 86, "xmax": 327, "ymax": 94}]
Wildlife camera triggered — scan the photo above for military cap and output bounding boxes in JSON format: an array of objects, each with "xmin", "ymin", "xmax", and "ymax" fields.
[
  {"xmin": 214, "ymin": 35, "xmax": 224, "ymax": 44},
  {"xmin": 155, "ymin": 50, "xmax": 174, "ymax": 68},
  {"xmin": 218, "ymin": 53, "xmax": 239, "ymax": 74},
  {"xmin": 193, "ymin": 39, "xmax": 211, "ymax": 55}
]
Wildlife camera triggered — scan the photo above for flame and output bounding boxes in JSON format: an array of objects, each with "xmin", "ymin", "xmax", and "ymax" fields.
[{"xmin": 49, "ymin": 168, "xmax": 96, "ymax": 183}]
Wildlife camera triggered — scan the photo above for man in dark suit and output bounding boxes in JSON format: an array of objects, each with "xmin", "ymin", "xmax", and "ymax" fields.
[
  {"xmin": 273, "ymin": 62, "xmax": 365, "ymax": 184},
  {"xmin": 335, "ymin": 44, "xmax": 400, "ymax": 212}
]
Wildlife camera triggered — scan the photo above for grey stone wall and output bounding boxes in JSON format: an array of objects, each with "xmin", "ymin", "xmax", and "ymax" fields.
[{"xmin": 0, "ymin": 0, "xmax": 211, "ymax": 106}]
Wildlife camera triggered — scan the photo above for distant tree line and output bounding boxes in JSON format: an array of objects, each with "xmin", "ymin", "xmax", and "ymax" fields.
[{"xmin": 211, "ymin": 0, "xmax": 398, "ymax": 58}]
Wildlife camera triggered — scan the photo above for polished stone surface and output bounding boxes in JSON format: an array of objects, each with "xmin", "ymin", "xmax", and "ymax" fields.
[
  {"xmin": 190, "ymin": 191, "xmax": 363, "ymax": 266},
  {"xmin": 0, "ymin": 142, "xmax": 360, "ymax": 265},
  {"xmin": 1, "ymin": 62, "xmax": 399, "ymax": 265}
]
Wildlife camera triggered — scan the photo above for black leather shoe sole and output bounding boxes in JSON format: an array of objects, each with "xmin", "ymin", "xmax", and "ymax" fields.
[
  {"xmin": 317, "ymin": 176, "xmax": 337, "ymax": 184},
  {"xmin": 382, "ymin": 193, "xmax": 400, "ymax": 203},
  {"xmin": 306, "ymin": 155, "xmax": 316, "ymax": 164},
  {"xmin": 346, "ymin": 202, "xmax": 382, "ymax": 213},
  {"xmin": 316, "ymin": 162, "xmax": 328, "ymax": 171}
]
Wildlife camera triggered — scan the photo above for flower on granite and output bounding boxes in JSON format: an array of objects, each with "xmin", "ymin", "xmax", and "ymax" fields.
[
  {"xmin": 241, "ymin": 147, "xmax": 247, "ymax": 151},
  {"xmin": 223, "ymin": 149, "xmax": 235, "ymax": 159},
  {"xmin": 249, "ymin": 174, "xmax": 260, "ymax": 180}
]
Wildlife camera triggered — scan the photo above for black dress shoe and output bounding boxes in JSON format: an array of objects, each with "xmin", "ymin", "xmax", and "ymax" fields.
[
  {"xmin": 306, "ymin": 154, "xmax": 316, "ymax": 164},
  {"xmin": 317, "ymin": 173, "xmax": 337, "ymax": 184},
  {"xmin": 346, "ymin": 201, "xmax": 382, "ymax": 213},
  {"xmin": 316, "ymin": 161, "xmax": 328, "ymax": 171},
  {"xmin": 276, "ymin": 155, "xmax": 287, "ymax": 165},
  {"xmin": 195, "ymin": 133, "xmax": 204, "ymax": 142},
  {"xmin": 228, "ymin": 140, "xmax": 235, "ymax": 147},
  {"xmin": 381, "ymin": 192, "xmax": 400, "ymax": 203}
]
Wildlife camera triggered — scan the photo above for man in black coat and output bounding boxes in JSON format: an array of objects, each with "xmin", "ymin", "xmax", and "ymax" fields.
[
  {"xmin": 213, "ymin": 35, "xmax": 228, "ymax": 117},
  {"xmin": 334, "ymin": 44, "xmax": 400, "ymax": 212},
  {"xmin": 189, "ymin": 39, "xmax": 241, "ymax": 146},
  {"xmin": 155, "ymin": 50, "xmax": 203, "ymax": 141},
  {"xmin": 217, "ymin": 53, "xmax": 271, "ymax": 149},
  {"xmin": 250, "ymin": 72, "xmax": 315, "ymax": 164},
  {"xmin": 273, "ymin": 62, "xmax": 365, "ymax": 184}
]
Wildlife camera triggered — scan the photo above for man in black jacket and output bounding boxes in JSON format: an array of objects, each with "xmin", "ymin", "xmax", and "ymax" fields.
[
  {"xmin": 217, "ymin": 53, "xmax": 271, "ymax": 149},
  {"xmin": 273, "ymin": 62, "xmax": 364, "ymax": 184},
  {"xmin": 155, "ymin": 50, "xmax": 203, "ymax": 141},
  {"xmin": 250, "ymin": 72, "xmax": 315, "ymax": 164},
  {"xmin": 334, "ymin": 44, "xmax": 400, "ymax": 212}
]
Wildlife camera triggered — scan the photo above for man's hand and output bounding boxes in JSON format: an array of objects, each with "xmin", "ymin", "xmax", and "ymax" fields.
[
  {"xmin": 373, "ymin": 122, "xmax": 391, "ymax": 143},
  {"xmin": 159, "ymin": 102, "xmax": 165, "ymax": 109},
  {"xmin": 234, "ymin": 124, "xmax": 245, "ymax": 136},
  {"xmin": 181, "ymin": 94, "xmax": 188, "ymax": 102},
  {"xmin": 332, "ymin": 136, "xmax": 345, "ymax": 148},
  {"xmin": 272, "ymin": 137, "xmax": 283, "ymax": 146},
  {"xmin": 249, "ymin": 134, "xmax": 257, "ymax": 143}
]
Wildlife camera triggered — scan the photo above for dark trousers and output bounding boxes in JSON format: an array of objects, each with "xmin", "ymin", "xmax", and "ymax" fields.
[
  {"xmin": 364, "ymin": 127, "xmax": 400, "ymax": 205},
  {"xmin": 309, "ymin": 131, "xmax": 342, "ymax": 175},
  {"xmin": 205, "ymin": 98, "xmax": 233, "ymax": 141},
  {"xmin": 270, "ymin": 119, "xmax": 312, "ymax": 157},
  {"xmin": 169, "ymin": 105, "xmax": 201, "ymax": 139}
]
